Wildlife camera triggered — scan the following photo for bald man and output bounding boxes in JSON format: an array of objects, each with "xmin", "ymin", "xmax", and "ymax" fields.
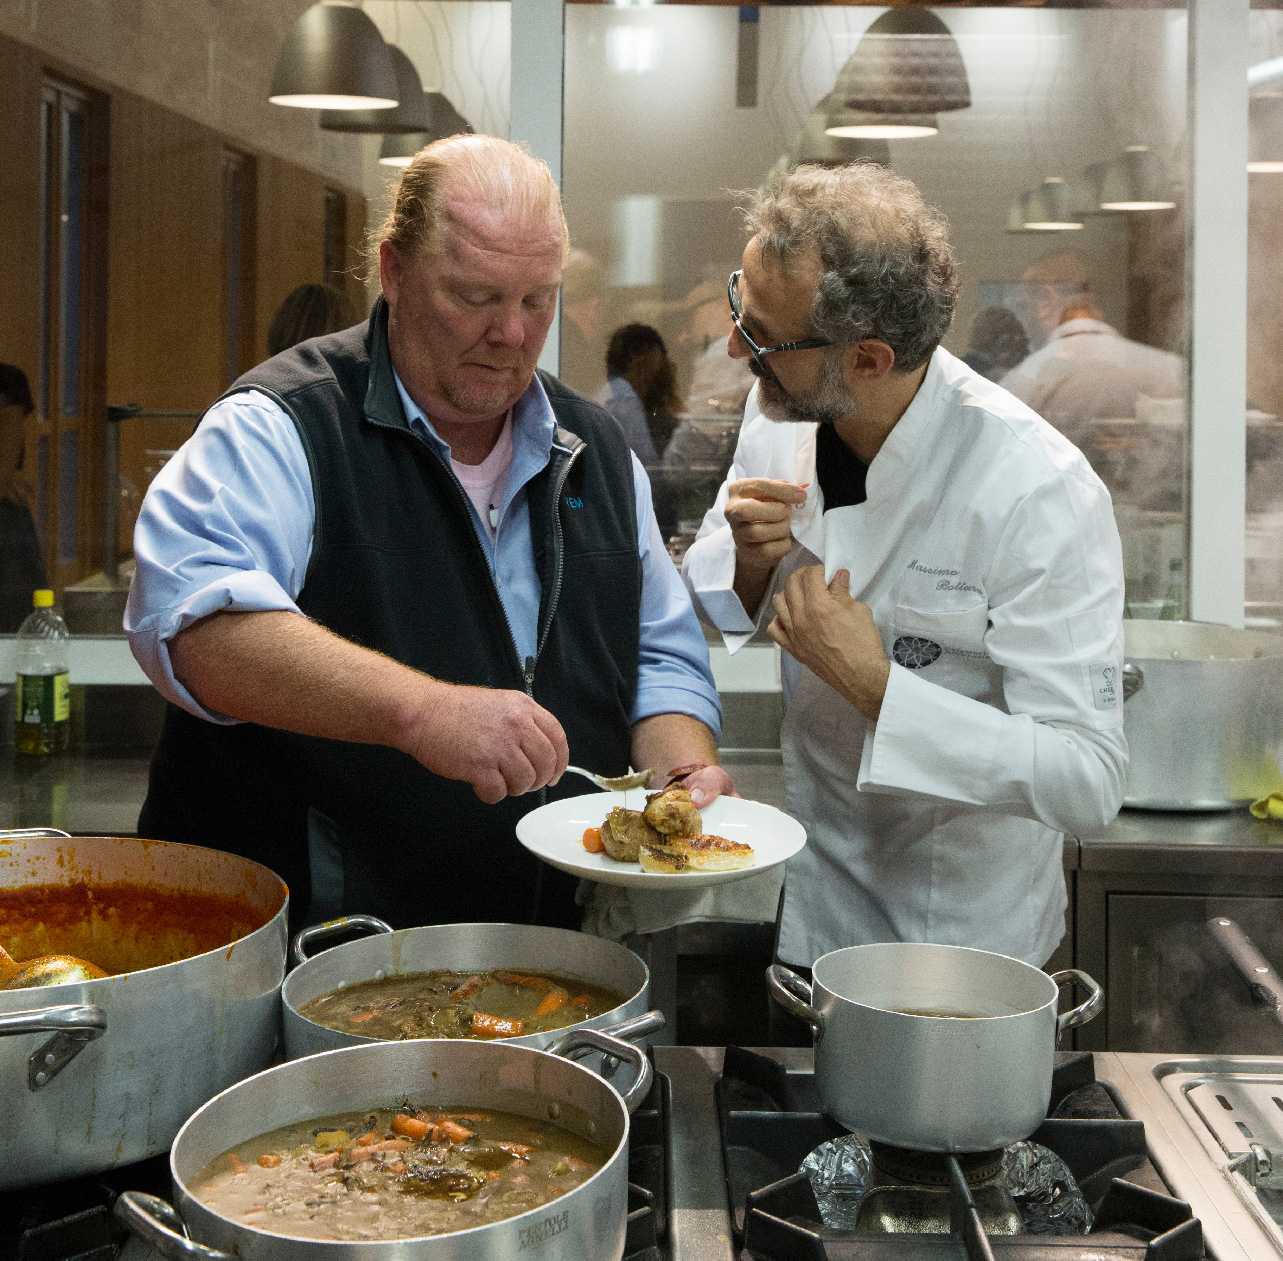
[{"xmin": 126, "ymin": 136, "xmax": 728, "ymax": 931}]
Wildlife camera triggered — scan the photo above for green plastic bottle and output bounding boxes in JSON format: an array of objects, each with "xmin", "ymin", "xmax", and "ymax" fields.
[
  {"xmin": 1159, "ymin": 558, "xmax": 1184, "ymax": 621},
  {"xmin": 13, "ymin": 589, "xmax": 71, "ymax": 756}
]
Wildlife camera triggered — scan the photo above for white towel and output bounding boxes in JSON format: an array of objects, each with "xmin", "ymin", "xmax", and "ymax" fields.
[{"xmin": 577, "ymin": 868, "xmax": 784, "ymax": 940}]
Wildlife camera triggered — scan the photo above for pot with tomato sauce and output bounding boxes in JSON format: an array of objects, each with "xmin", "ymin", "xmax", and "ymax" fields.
[
  {"xmin": 116, "ymin": 1031, "xmax": 649, "ymax": 1261},
  {"xmin": 0, "ymin": 829, "xmax": 288, "ymax": 1188},
  {"xmin": 282, "ymin": 921, "xmax": 658, "ymax": 1068}
]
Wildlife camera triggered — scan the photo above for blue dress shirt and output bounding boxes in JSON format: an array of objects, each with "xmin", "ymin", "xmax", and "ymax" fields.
[{"xmin": 125, "ymin": 371, "xmax": 721, "ymax": 737}]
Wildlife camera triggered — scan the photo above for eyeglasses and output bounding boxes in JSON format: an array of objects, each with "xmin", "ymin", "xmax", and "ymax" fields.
[{"xmin": 727, "ymin": 270, "xmax": 832, "ymax": 391}]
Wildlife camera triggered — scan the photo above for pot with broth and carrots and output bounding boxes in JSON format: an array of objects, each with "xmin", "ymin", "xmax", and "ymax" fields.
[
  {"xmin": 116, "ymin": 1033, "xmax": 649, "ymax": 1261},
  {"xmin": 0, "ymin": 829, "xmax": 287, "ymax": 1189},
  {"xmin": 283, "ymin": 921, "xmax": 655, "ymax": 1064}
]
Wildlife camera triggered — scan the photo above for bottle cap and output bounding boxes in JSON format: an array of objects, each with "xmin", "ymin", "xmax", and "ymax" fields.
[{"xmin": 32, "ymin": 589, "xmax": 54, "ymax": 608}]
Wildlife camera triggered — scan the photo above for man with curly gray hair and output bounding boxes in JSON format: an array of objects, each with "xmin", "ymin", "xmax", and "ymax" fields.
[{"xmin": 684, "ymin": 162, "xmax": 1126, "ymax": 997}]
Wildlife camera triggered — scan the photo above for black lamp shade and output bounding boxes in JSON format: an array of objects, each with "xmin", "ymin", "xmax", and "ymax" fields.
[
  {"xmin": 793, "ymin": 109, "xmax": 891, "ymax": 166},
  {"xmin": 269, "ymin": 4, "xmax": 398, "ymax": 111},
  {"xmin": 835, "ymin": 9, "xmax": 970, "ymax": 117},
  {"xmin": 377, "ymin": 95, "xmax": 474, "ymax": 166},
  {"xmin": 321, "ymin": 46, "xmax": 431, "ymax": 133}
]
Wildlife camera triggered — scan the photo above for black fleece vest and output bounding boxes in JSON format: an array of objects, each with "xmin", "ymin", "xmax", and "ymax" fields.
[{"xmin": 139, "ymin": 302, "xmax": 641, "ymax": 931}]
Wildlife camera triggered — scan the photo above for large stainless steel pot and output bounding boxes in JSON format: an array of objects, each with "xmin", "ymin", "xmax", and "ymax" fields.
[
  {"xmin": 283, "ymin": 918, "xmax": 655, "ymax": 1067},
  {"xmin": 1122, "ymin": 620, "xmax": 1283, "ymax": 810},
  {"xmin": 0, "ymin": 829, "xmax": 287, "ymax": 1188},
  {"xmin": 767, "ymin": 943, "xmax": 1103, "ymax": 1152},
  {"xmin": 115, "ymin": 1028, "xmax": 651, "ymax": 1261}
]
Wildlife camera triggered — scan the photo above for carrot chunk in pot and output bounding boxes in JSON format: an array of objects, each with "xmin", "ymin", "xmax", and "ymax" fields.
[{"xmin": 470, "ymin": 1011, "xmax": 524, "ymax": 1038}]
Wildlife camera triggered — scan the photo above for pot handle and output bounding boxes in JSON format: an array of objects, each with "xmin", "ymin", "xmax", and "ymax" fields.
[
  {"xmin": 766, "ymin": 964, "xmax": 823, "ymax": 1031},
  {"xmin": 115, "ymin": 1192, "xmax": 234, "ymax": 1261},
  {"xmin": 0, "ymin": 1003, "xmax": 107, "ymax": 1090},
  {"xmin": 0, "ymin": 828, "xmax": 72, "ymax": 839},
  {"xmin": 596, "ymin": 1009, "xmax": 666, "ymax": 1045},
  {"xmin": 548, "ymin": 1022, "xmax": 655, "ymax": 1113},
  {"xmin": 290, "ymin": 914, "xmax": 393, "ymax": 967},
  {"xmin": 1121, "ymin": 663, "xmax": 1143, "ymax": 701},
  {"xmin": 1051, "ymin": 969, "xmax": 1105, "ymax": 1039}
]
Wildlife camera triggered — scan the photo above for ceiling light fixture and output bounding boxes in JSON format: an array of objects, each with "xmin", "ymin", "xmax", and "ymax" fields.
[
  {"xmin": 824, "ymin": 8, "xmax": 969, "ymax": 140},
  {"xmin": 1249, "ymin": 94, "xmax": 1283, "ymax": 173},
  {"xmin": 322, "ymin": 46, "xmax": 430, "ymax": 133},
  {"xmin": 1248, "ymin": 55, "xmax": 1283, "ymax": 87},
  {"xmin": 1098, "ymin": 146, "xmax": 1176, "ymax": 211},
  {"xmin": 269, "ymin": 3, "xmax": 398, "ymax": 111},
  {"xmin": 1021, "ymin": 178, "xmax": 1083, "ymax": 231},
  {"xmin": 377, "ymin": 94, "xmax": 473, "ymax": 166}
]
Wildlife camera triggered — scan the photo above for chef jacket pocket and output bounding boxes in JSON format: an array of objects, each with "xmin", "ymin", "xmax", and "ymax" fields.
[{"xmin": 890, "ymin": 600, "xmax": 990, "ymax": 669}]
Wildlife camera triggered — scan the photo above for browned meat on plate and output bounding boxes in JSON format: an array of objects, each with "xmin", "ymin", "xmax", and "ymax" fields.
[{"xmin": 642, "ymin": 786, "xmax": 702, "ymax": 836}]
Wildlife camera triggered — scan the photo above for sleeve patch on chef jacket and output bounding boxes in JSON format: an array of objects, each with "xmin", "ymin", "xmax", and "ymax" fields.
[{"xmin": 1088, "ymin": 661, "xmax": 1119, "ymax": 711}]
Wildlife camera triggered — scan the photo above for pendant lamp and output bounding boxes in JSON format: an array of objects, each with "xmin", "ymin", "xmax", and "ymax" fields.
[
  {"xmin": 1098, "ymin": 146, "xmax": 1175, "ymax": 211},
  {"xmin": 322, "ymin": 46, "xmax": 431, "ymax": 133},
  {"xmin": 794, "ymin": 104, "xmax": 893, "ymax": 163},
  {"xmin": 1021, "ymin": 178, "xmax": 1083, "ymax": 231},
  {"xmin": 825, "ymin": 8, "xmax": 969, "ymax": 140},
  {"xmin": 1249, "ymin": 95, "xmax": 1283, "ymax": 173},
  {"xmin": 269, "ymin": 3, "xmax": 398, "ymax": 111},
  {"xmin": 378, "ymin": 94, "xmax": 473, "ymax": 166}
]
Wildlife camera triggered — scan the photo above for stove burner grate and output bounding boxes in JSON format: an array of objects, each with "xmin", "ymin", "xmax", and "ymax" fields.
[{"xmin": 716, "ymin": 1047, "xmax": 1205, "ymax": 1261}]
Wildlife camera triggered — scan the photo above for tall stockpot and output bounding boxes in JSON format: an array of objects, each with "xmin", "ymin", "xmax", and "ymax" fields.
[
  {"xmin": 1122, "ymin": 620, "xmax": 1283, "ymax": 810},
  {"xmin": 767, "ymin": 943, "xmax": 1103, "ymax": 1153},
  {"xmin": 283, "ymin": 919, "xmax": 656, "ymax": 1067},
  {"xmin": 0, "ymin": 830, "xmax": 288, "ymax": 1189},
  {"xmin": 116, "ymin": 1029, "xmax": 651, "ymax": 1261}
]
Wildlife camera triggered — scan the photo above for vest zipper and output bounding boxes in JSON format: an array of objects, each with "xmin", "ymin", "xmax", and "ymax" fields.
[{"xmin": 535, "ymin": 444, "xmax": 582, "ymax": 663}]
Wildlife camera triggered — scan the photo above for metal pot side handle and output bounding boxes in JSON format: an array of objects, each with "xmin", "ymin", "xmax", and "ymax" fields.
[
  {"xmin": 0, "ymin": 828, "xmax": 72, "ymax": 840},
  {"xmin": 1051, "ymin": 969, "xmax": 1105, "ymax": 1039},
  {"xmin": 548, "ymin": 1023, "xmax": 655, "ymax": 1113},
  {"xmin": 0, "ymin": 1003, "xmax": 107, "ymax": 1090},
  {"xmin": 115, "ymin": 1192, "xmax": 234, "ymax": 1261},
  {"xmin": 290, "ymin": 914, "xmax": 394, "ymax": 967},
  {"xmin": 1121, "ymin": 662, "xmax": 1143, "ymax": 701},
  {"xmin": 765, "ymin": 964, "xmax": 822, "ymax": 1031}
]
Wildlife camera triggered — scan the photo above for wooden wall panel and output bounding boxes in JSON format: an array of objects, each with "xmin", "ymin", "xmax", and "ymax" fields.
[
  {"xmin": 345, "ymin": 187, "xmax": 374, "ymax": 317},
  {"xmin": 255, "ymin": 156, "xmax": 327, "ymax": 363}
]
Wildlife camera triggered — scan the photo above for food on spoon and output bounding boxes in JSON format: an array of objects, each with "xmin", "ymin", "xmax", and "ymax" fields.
[
  {"xmin": 0, "ymin": 942, "xmax": 108, "ymax": 990},
  {"xmin": 642, "ymin": 785, "xmax": 702, "ymax": 837},
  {"xmin": 644, "ymin": 833, "xmax": 754, "ymax": 872},
  {"xmin": 599, "ymin": 806, "xmax": 661, "ymax": 862},
  {"xmin": 195, "ymin": 1104, "xmax": 607, "ymax": 1241},
  {"xmin": 298, "ymin": 967, "xmax": 625, "ymax": 1041}
]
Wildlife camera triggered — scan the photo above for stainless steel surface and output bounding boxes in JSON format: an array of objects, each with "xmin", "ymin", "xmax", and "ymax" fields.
[
  {"xmin": 119, "ymin": 1033, "xmax": 641, "ymax": 1261},
  {"xmin": 565, "ymin": 765, "xmax": 654, "ymax": 791},
  {"xmin": 1105, "ymin": 1052, "xmax": 1283, "ymax": 1260},
  {"xmin": 1122, "ymin": 661, "xmax": 1144, "ymax": 700},
  {"xmin": 290, "ymin": 913, "xmax": 393, "ymax": 967},
  {"xmin": 1121, "ymin": 620, "xmax": 1283, "ymax": 810},
  {"xmin": 0, "ymin": 831, "xmax": 288, "ymax": 1188},
  {"xmin": 0, "ymin": 1001, "xmax": 107, "ymax": 1088},
  {"xmin": 1209, "ymin": 916, "xmax": 1283, "ymax": 1021},
  {"xmin": 282, "ymin": 921, "xmax": 653, "ymax": 1065},
  {"xmin": 767, "ymin": 944, "xmax": 1103, "ymax": 1152},
  {"xmin": 1186, "ymin": 1076, "xmax": 1283, "ymax": 1187}
]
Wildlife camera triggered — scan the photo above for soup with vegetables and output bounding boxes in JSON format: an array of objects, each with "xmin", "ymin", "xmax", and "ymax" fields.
[
  {"xmin": 299, "ymin": 969, "xmax": 627, "ymax": 1040},
  {"xmin": 193, "ymin": 1105, "xmax": 607, "ymax": 1241}
]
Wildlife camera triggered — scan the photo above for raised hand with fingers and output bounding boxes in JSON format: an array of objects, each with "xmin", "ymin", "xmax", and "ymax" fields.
[
  {"xmin": 725, "ymin": 478, "xmax": 809, "ymax": 615},
  {"xmin": 767, "ymin": 566, "xmax": 890, "ymax": 721}
]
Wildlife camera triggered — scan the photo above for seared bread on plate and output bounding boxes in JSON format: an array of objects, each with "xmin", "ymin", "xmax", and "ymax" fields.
[
  {"xmin": 639, "ymin": 846, "xmax": 687, "ymax": 874},
  {"xmin": 643, "ymin": 833, "xmax": 754, "ymax": 872}
]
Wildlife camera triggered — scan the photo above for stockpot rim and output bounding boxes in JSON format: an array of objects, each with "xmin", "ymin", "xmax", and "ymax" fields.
[
  {"xmin": 281, "ymin": 920, "xmax": 650, "ymax": 1044},
  {"xmin": 166, "ymin": 1037, "xmax": 632, "ymax": 1249},
  {"xmin": 811, "ymin": 941, "xmax": 1058, "ymax": 1023},
  {"xmin": 0, "ymin": 835, "xmax": 288, "ymax": 1004}
]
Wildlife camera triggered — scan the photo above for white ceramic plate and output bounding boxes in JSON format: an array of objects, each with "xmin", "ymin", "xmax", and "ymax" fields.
[{"xmin": 515, "ymin": 791, "xmax": 807, "ymax": 889}]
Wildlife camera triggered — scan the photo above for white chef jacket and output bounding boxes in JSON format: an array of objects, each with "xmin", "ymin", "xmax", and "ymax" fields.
[{"xmin": 683, "ymin": 347, "xmax": 1127, "ymax": 968}]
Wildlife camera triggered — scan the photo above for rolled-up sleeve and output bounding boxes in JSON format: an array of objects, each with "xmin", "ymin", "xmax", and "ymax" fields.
[
  {"xmin": 629, "ymin": 454, "xmax": 723, "ymax": 737},
  {"xmin": 858, "ymin": 469, "xmax": 1128, "ymax": 837},
  {"xmin": 124, "ymin": 392, "xmax": 315, "ymax": 723}
]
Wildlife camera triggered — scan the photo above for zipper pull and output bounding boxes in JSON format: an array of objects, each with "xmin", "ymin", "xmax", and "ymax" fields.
[{"xmin": 523, "ymin": 655, "xmax": 536, "ymax": 697}]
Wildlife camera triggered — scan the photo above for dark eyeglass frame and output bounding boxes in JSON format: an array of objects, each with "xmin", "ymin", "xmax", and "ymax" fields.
[{"xmin": 727, "ymin": 269, "xmax": 832, "ymax": 390}]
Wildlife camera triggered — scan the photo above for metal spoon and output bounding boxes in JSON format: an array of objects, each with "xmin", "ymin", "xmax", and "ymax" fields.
[{"xmin": 565, "ymin": 766, "xmax": 654, "ymax": 792}]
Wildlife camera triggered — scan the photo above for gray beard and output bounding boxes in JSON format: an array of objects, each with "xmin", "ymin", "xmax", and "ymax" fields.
[{"xmin": 757, "ymin": 349, "xmax": 854, "ymax": 426}]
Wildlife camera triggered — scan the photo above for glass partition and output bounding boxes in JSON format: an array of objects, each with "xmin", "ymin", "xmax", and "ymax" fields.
[{"xmin": 563, "ymin": 3, "xmax": 1191, "ymax": 598}]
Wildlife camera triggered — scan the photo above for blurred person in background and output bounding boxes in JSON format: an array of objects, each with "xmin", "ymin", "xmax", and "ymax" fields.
[
  {"xmin": 961, "ymin": 305, "xmax": 1029, "ymax": 382},
  {"xmin": 597, "ymin": 323, "xmax": 674, "ymax": 467},
  {"xmin": 1015, "ymin": 248, "xmax": 1094, "ymax": 349},
  {"xmin": 0, "ymin": 364, "xmax": 48, "ymax": 632},
  {"xmin": 267, "ymin": 284, "xmax": 357, "ymax": 358},
  {"xmin": 559, "ymin": 249, "xmax": 609, "ymax": 398}
]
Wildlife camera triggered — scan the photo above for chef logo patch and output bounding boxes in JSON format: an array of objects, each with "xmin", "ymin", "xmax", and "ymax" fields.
[
  {"xmin": 892, "ymin": 636, "xmax": 943, "ymax": 670},
  {"xmin": 1089, "ymin": 661, "xmax": 1119, "ymax": 711}
]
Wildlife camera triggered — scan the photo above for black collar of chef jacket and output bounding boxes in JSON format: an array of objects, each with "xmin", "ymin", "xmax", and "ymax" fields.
[{"xmin": 816, "ymin": 422, "xmax": 868, "ymax": 511}]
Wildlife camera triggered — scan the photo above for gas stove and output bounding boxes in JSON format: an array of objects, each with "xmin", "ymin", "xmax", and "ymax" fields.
[{"xmin": 651, "ymin": 1045, "xmax": 1283, "ymax": 1261}]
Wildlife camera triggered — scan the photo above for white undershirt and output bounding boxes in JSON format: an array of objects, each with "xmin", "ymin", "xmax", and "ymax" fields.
[{"xmin": 450, "ymin": 412, "xmax": 514, "ymax": 543}]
